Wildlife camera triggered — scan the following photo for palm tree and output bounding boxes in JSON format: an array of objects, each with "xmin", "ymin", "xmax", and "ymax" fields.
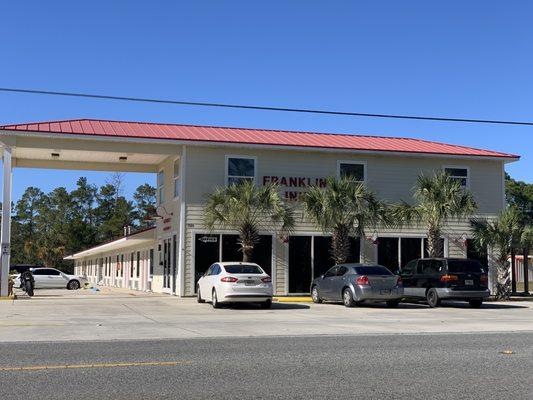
[
  {"xmin": 204, "ymin": 181, "xmax": 295, "ymax": 262},
  {"xmin": 470, "ymin": 207, "xmax": 522, "ymax": 299},
  {"xmin": 392, "ymin": 171, "xmax": 477, "ymax": 257},
  {"xmin": 303, "ymin": 176, "xmax": 390, "ymax": 265},
  {"xmin": 519, "ymin": 224, "xmax": 532, "ymax": 293}
]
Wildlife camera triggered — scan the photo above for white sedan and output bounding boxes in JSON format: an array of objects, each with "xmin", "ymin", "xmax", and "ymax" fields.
[
  {"xmin": 197, "ymin": 262, "xmax": 273, "ymax": 308},
  {"xmin": 13, "ymin": 268, "xmax": 88, "ymax": 290}
]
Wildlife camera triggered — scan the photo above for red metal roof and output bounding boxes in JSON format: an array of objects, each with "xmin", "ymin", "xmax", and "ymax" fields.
[{"xmin": 0, "ymin": 118, "xmax": 519, "ymax": 159}]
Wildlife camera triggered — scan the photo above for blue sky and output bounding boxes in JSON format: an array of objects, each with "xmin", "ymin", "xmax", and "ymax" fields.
[{"xmin": 1, "ymin": 1, "xmax": 532, "ymax": 201}]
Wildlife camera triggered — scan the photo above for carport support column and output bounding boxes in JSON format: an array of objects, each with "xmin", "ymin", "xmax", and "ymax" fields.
[
  {"xmin": 177, "ymin": 146, "xmax": 187, "ymax": 297},
  {"xmin": 0, "ymin": 147, "xmax": 13, "ymax": 297}
]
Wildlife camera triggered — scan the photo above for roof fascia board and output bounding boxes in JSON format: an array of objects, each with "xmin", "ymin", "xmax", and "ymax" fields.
[
  {"xmin": 0, "ymin": 129, "xmax": 519, "ymax": 163},
  {"xmin": 66, "ymin": 237, "xmax": 154, "ymax": 259},
  {"xmin": 14, "ymin": 158, "xmax": 159, "ymax": 173}
]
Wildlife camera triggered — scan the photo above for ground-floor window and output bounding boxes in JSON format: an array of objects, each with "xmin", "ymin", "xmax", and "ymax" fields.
[
  {"xmin": 288, "ymin": 235, "xmax": 360, "ymax": 293},
  {"xmin": 377, "ymin": 236, "xmax": 445, "ymax": 273},
  {"xmin": 193, "ymin": 233, "xmax": 273, "ymax": 290},
  {"xmin": 466, "ymin": 239, "xmax": 488, "ymax": 268}
]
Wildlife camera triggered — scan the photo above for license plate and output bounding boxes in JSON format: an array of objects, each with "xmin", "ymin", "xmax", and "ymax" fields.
[
  {"xmin": 380, "ymin": 289, "xmax": 391, "ymax": 295},
  {"xmin": 244, "ymin": 280, "xmax": 255, "ymax": 286},
  {"xmin": 465, "ymin": 279, "xmax": 474, "ymax": 286}
]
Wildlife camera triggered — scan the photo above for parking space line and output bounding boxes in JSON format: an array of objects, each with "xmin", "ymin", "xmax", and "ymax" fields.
[{"xmin": 0, "ymin": 360, "xmax": 191, "ymax": 372}]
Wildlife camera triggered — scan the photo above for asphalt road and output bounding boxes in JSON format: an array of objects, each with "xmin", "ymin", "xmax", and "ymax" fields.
[{"xmin": 0, "ymin": 333, "xmax": 532, "ymax": 400}]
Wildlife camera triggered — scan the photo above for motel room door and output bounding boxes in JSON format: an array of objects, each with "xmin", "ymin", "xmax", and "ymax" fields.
[
  {"xmin": 194, "ymin": 234, "xmax": 220, "ymax": 290},
  {"xmin": 162, "ymin": 236, "xmax": 177, "ymax": 293}
]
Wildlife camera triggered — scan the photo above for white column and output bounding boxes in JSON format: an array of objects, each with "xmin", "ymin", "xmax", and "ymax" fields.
[
  {"xmin": 177, "ymin": 146, "xmax": 187, "ymax": 297},
  {"xmin": 0, "ymin": 147, "xmax": 12, "ymax": 297}
]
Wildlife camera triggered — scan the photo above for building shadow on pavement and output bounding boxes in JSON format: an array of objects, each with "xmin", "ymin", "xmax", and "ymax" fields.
[{"xmin": 220, "ymin": 303, "xmax": 311, "ymax": 310}]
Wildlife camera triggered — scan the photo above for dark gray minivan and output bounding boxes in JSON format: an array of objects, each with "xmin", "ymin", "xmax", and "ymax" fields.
[{"xmin": 401, "ymin": 258, "xmax": 490, "ymax": 308}]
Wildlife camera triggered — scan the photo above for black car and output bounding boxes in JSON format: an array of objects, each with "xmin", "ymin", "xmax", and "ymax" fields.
[
  {"xmin": 9, "ymin": 264, "xmax": 43, "ymax": 274},
  {"xmin": 400, "ymin": 258, "xmax": 489, "ymax": 308}
]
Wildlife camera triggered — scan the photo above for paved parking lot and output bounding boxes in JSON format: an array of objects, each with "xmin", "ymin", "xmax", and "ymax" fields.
[{"xmin": 1, "ymin": 287, "xmax": 532, "ymax": 342}]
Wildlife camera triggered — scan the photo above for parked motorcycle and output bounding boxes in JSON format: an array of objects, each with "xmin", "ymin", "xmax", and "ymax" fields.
[{"xmin": 19, "ymin": 270, "xmax": 35, "ymax": 297}]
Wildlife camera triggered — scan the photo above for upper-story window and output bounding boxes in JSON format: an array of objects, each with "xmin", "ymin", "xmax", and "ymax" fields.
[
  {"xmin": 173, "ymin": 159, "xmax": 180, "ymax": 198},
  {"xmin": 338, "ymin": 161, "xmax": 366, "ymax": 183},
  {"xmin": 444, "ymin": 167, "xmax": 469, "ymax": 188},
  {"xmin": 157, "ymin": 170, "xmax": 165, "ymax": 204},
  {"xmin": 226, "ymin": 156, "xmax": 256, "ymax": 185}
]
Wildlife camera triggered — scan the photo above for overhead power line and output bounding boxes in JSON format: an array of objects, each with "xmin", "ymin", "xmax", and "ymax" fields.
[{"xmin": 0, "ymin": 87, "xmax": 532, "ymax": 126}]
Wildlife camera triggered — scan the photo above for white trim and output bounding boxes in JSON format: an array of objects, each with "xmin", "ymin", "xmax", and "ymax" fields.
[
  {"xmin": 173, "ymin": 156, "xmax": 181, "ymax": 200},
  {"xmin": 1, "ymin": 130, "xmax": 520, "ymax": 162},
  {"xmin": 224, "ymin": 154, "xmax": 258, "ymax": 186},
  {"xmin": 336, "ymin": 160, "xmax": 367, "ymax": 182},
  {"xmin": 0, "ymin": 146, "xmax": 12, "ymax": 296},
  {"xmin": 157, "ymin": 169, "xmax": 165, "ymax": 205},
  {"xmin": 501, "ymin": 161, "xmax": 507, "ymax": 209},
  {"xmin": 443, "ymin": 165, "xmax": 470, "ymax": 189}
]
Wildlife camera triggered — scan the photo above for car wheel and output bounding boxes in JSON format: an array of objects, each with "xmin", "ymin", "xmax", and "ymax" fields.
[
  {"xmin": 212, "ymin": 289, "xmax": 221, "ymax": 309},
  {"xmin": 469, "ymin": 299, "xmax": 483, "ymax": 308},
  {"xmin": 197, "ymin": 286, "xmax": 205, "ymax": 303},
  {"xmin": 260, "ymin": 299, "xmax": 272, "ymax": 309},
  {"xmin": 67, "ymin": 280, "xmax": 80, "ymax": 290},
  {"xmin": 386, "ymin": 299, "xmax": 401, "ymax": 308},
  {"xmin": 342, "ymin": 288, "xmax": 356, "ymax": 308},
  {"xmin": 311, "ymin": 286, "xmax": 322, "ymax": 304},
  {"xmin": 426, "ymin": 288, "xmax": 441, "ymax": 308}
]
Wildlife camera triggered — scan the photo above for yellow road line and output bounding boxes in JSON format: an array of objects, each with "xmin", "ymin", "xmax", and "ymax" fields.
[{"xmin": 0, "ymin": 360, "xmax": 190, "ymax": 372}]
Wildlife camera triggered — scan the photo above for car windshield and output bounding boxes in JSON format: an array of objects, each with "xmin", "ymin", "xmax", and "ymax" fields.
[
  {"xmin": 223, "ymin": 265, "xmax": 263, "ymax": 274},
  {"xmin": 447, "ymin": 260, "xmax": 483, "ymax": 274},
  {"xmin": 353, "ymin": 266, "xmax": 393, "ymax": 275}
]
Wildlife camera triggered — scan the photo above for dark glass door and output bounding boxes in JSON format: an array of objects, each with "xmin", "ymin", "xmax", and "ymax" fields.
[
  {"xmin": 194, "ymin": 234, "xmax": 219, "ymax": 288},
  {"xmin": 347, "ymin": 237, "xmax": 361, "ymax": 263},
  {"xmin": 252, "ymin": 235, "xmax": 272, "ymax": 276},
  {"xmin": 221, "ymin": 234, "xmax": 272, "ymax": 276},
  {"xmin": 172, "ymin": 235, "xmax": 177, "ymax": 293},
  {"xmin": 222, "ymin": 234, "xmax": 241, "ymax": 261},
  {"xmin": 424, "ymin": 238, "xmax": 445, "ymax": 258},
  {"xmin": 401, "ymin": 238, "xmax": 422, "ymax": 270},
  {"xmin": 466, "ymin": 239, "xmax": 488, "ymax": 269},
  {"xmin": 313, "ymin": 236, "xmax": 335, "ymax": 279},
  {"xmin": 378, "ymin": 237, "xmax": 399, "ymax": 272},
  {"xmin": 289, "ymin": 236, "xmax": 312, "ymax": 293},
  {"xmin": 163, "ymin": 239, "xmax": 170, "ymax": 289}
]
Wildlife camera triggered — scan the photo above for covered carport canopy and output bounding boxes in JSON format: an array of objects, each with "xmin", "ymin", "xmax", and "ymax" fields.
[{"xmin": 0, "ymin": 120, "xmax": 181, "ymax": 296}]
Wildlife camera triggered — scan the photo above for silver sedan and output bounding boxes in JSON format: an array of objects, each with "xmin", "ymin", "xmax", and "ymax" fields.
[{"xmin": 311, "ymin": 264, "xmax": 404, "ymax": 307}]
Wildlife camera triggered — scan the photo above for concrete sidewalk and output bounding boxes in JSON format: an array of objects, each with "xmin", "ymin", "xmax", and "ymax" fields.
[{"xmin": 0, "ymin": 287, "xmax": 532, "ymax": 342}]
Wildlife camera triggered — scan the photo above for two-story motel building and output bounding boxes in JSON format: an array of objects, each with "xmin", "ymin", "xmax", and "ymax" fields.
[{"xmin": 0, "ymin": 119, "xmax": 519, "ymax": 297}]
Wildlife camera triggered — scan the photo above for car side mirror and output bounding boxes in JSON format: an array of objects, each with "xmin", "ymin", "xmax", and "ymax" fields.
[{"xmin": 320, "ymin": 274, "xmax": 325, "ymax": 279}]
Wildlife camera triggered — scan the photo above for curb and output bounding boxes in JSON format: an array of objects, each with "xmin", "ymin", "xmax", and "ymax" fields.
[{"xmin": 273, "ymin": 296, "xmax": 312, "ymax": 303}]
